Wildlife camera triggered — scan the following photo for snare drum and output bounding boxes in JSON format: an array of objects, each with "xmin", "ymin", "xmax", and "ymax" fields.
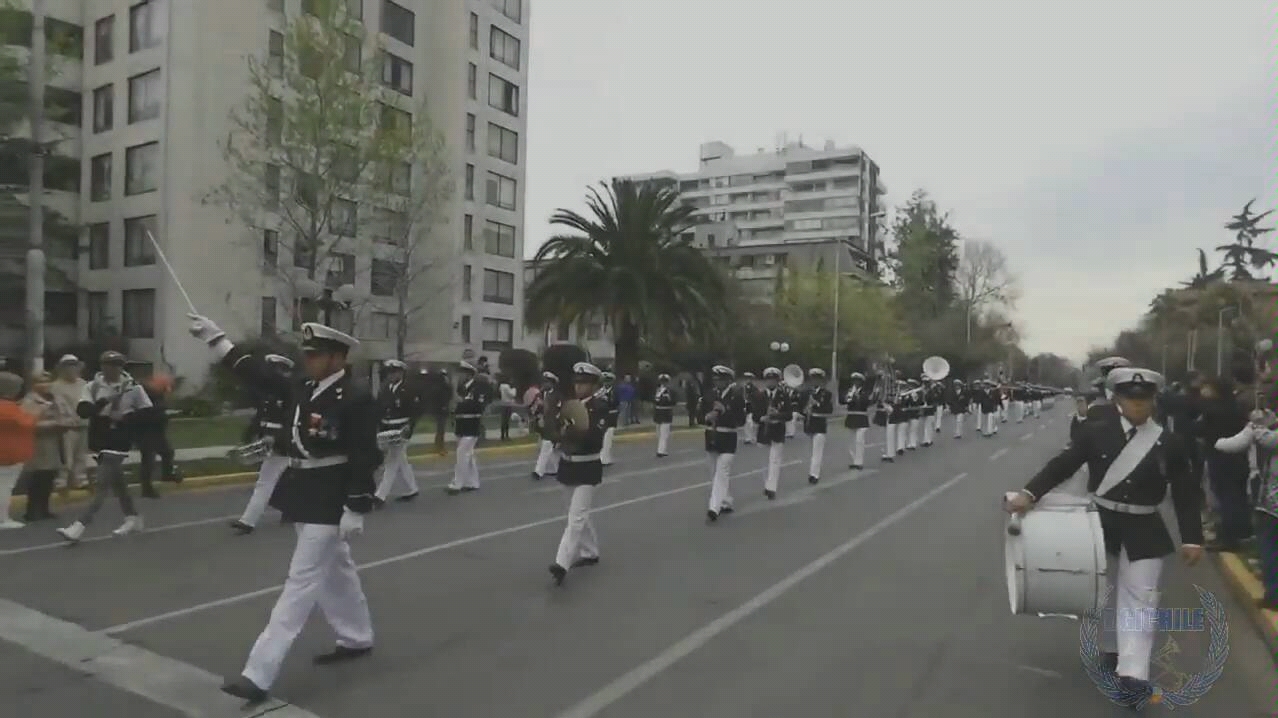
[{"xmin": 1004, "ymin": 493, "xmax": 1107, "ymax": 616}]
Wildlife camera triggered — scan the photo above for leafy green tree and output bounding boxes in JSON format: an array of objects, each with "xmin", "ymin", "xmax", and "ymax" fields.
[
  {"xmin": 887, "ymin": 189, "xmax": 960, "ymax": 322},
  {"xmin": 1216, "ymin": 199, "xmax": 1276, "ymax": 281},
  {"xmin": 526, "ymin": 178, "xmax": 730, "ymax": 376},
  {"xmin": 1180, "ymin": 248, "xmax": 1225, "ymax": 289}
]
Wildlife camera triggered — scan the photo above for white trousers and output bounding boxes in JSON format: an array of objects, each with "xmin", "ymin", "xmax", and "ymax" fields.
[
  {"xmin": 449, "ymin": 436, "xmax": 480, "ymax": 489},
  {"xmin": 934, "ymin": 406, "xmax": 943, "ymax": 431},
  {"xmin": 743, "ymin": 416, "xmax": 756, "ymax": 444},
  {"xmin": 922, "ymin": 413, "xmax": 935, "ymax": 443},
  {"xmin": 1013, "ymin": 401, "xmax": 1025, "ymax": 423},
  {"xmin": 907, "ymin": 419, "xmax": 920, "ymax": 449},
  {"xmin": 848, "ymin": 428, "xmax": 867, "ymax": 467},
  {"xmin": 534, "ymin": 439, "xmax": 560, "ymax": 477},
  {"xmin": 983, "ymin": 411, "xmax": 997, "ymax": 435},
  {"xmin": 808, "ymin": 433, "xmax": 826, "ymax": 478},
  {"xmin": 707, "ymin": 453, "xmax": 734, "ymax": 511},
  {"xmin": 656, "ymin": 422, "xmax": 672, "ymax": 455},
  {"xmin": 895, "ymin": 422, "xmax": 908, "ymax": 451},
  {"xmin": 952, "ymin": 412, "xmax": 965, "ymax": 438},
  {"xmin": 600, "ymin": 427, "xmax": 616, "ymax": 464},
  {"xmin": 764, "ymin": 442, "xmax": 784, "ymax": 492},
  {"xmin": 554, "ymin": 485, "xmax": 599, "ymax": 568},
  {"xmin": 239, "ymin": 456, "xmax": 289, "ymax": 527},
  {"xmin": 241, "ymin": 523, "xmax": 374, "ymax": 690},
  {"xmin": 785, "ymin": 417, "xmax": 797, "ymax": 438},
  {"xmin": 374, "ymin": 443, "xmax": 418, "ymax": 501},
  {"xmin": 882, "ymin": 423, "xmax": 896, "ymax": 457},
  {"xmin": 1000, "ymin": 404, "xmax": 1008, "ymax": 422},
  {"xmin": 0, "ymin": 464, "xmax": 19, "ymax": 518},
  {"xmin": 1101, "ymin": 549, "xmax": 1164, "ymax": 682},
  {"xmin": 1032, "ymin": 400, "xmax": 1041, "ymax": 416}
]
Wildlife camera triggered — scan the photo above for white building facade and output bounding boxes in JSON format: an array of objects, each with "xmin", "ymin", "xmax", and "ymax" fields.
[{"xmin": 3, "ymin": 0, "xmax": 530, "ymax": 385}]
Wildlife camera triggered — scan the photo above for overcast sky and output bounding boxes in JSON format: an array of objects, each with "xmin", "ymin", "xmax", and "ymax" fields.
[{"xmin": 520, "ymin": 0, "xmax": 1276, "ymax": 363}]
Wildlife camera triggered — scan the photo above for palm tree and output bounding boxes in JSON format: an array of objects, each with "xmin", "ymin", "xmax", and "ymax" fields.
[{"xmin": 525, "ymin": 179, "xmax": 730, "ymax": 375}]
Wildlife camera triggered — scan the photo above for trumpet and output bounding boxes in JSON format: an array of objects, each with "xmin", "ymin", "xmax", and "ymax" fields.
[
  {"xmin": 705, "ymin": 400, "xmax": 726, "ymax": 423},
  {"xmin": 377, "ymin": 424, "xmax": 411, "ymax": 450},
  {"xmin": 227, "ymin": 437, "xmax": 274, "ymax": 465}
]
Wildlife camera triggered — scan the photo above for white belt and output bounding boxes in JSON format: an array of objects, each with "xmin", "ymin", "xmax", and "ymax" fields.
[
  {"xmin": 286, "ymin": 455, "xmax": 349, "ymax": 469},
  {"xmin": 383, "ymin": 417, "xmax": 410, "ymax": 425},
  {"xmin": 261, "ymin": 421, "xmax": 283, "ymax": 430},
  {"xmin": 712, "ymin": 427, "xmax": 736, "ymax": 433},
  {"xmin": 561, "ymin": 453, "xmax": 601, "ymax": 463},
  {"xmin": 1091, "ymin": 495, "xmax": 1159, "ymax": 515},
  {"xmin": 455, "ymin": 413, "xmax": 482, "ymax": 419},
  {"xmin": 848, "ymin": 411, "xmax": 868, "ymax": 415}
]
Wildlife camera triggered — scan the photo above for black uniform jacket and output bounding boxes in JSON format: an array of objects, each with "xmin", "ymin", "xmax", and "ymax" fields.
[
  {"xmin": 1024, "ymin": 415, "xmax": 1204, "ymax": 560},
  {"xmin": 454, "ymin": 377, "xmax": 490, "ymax": 437},
  {"xmin": 558, "ymin": 394, "xmax": 609, "ymax": 487},
  {"xmin": 244, "ymin": 381, "xmax": 291, "ymax": 454},
  {"xmin": 601, "ymin": 384, "xmax": 621, "ymax": 429},
  {"xmin": 652, "ymin": 385, "xmax": 676, "ymax": 424},
  {"xmin": 948, "ymin": 386, "xmax": 968, "ymax": 414},
  {"xmin": 756, "ymin": 385, "xmax": 790, "ymax": 445},
  {"xmin": 843, "ymin": 385, "xmax": 871, "ymax": 429},
  {"xmin": 223, "ymin": 346, "xmax": 381, "ymax": 525},
  {"xmin": 379, "ymin": 380, "xmax": 420, "ymax": 437},
  {"xmin": 801, "ymin": 386, "xmax": 834, "ymax": 434},
  {"xmin": 702, "ymin": 383, "xmax": 747, "ymax": 454}
]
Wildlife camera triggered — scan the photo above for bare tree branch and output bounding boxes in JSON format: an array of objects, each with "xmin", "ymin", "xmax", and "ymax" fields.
[{"xmin": 955, "ymin": 239, "xmax": 1020, "ymax": 320}]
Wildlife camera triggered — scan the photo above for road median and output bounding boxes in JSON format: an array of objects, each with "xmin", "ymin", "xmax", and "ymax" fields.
[{"xmin": 1213, "ymin": 550, "xmax": 1278, "ymax": 659}]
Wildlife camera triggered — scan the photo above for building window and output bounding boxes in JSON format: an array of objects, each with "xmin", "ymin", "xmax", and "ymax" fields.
[
  {"xmin": 482, "ymin": 269, "xmax": 514, "ymax": 305},
  {"xmin": 346, "ymin": 0, "xmax": 363, "ymax": 20},
  {"xmin": 464, "ymin": 164, "xmax": 474, "ymax": 200},
  {"xmin": 88, "ymin": 223, "xmax": 110, "ymax": 269},
  {"xmin": 481, "ymin": 317, "xmax": 513, "ymax": 351},
  {"xmin": 380, "ymin": 51, "xmax": 412, "ymax": 95},
  {"xmin": 124, "ymin": 141, "xmax": 159, "ymax": 195},
  {"xmin": 87, "ymin": 292, "xmax": 110, "ymax": 337},
  {"xmin": 128, "ymin": 0, "xmax": 162, "ymax": 52},
  {"xmin": 468, "ymin": 12, "xmax": 478, "ymax": 49},
  {"xmin": 332, "ymin": 198, "xmax": 357, "ymax": 236},
  {"xmin": 555, "ymin": 321, "xmax": 570, "ymax": 341},
  {"xmin": 262, "ymin": 229, "xmax": 279, "ymax": 269},
  {"xmin": 265, "ymin": 97, "xmax": 283, "ymax": 144},
  {"xmin": 460, "ymin": 315, "xmax": 471, "ymax": 343},
  {"xmin": 485, "ymin": 171, "xmax": 516, "ymax": 210},
  {"xmin": 89, "ymin": 152, "xmax": 111, "ymax": 201},
  {"xmin": 260, "ymin": 296, "xmax": 277, "ymax": 334},
  {"xmin": 487, "ymin": 73, "xmax": 519, "ymax": 116},
  {"xmin": 127, "ymin": 68, "xmax": 161, "ymax": 124},
  {"xmin": 93, "ymin": 15, "xmax": 113, "ymax": 64},
  {"xmin": 487, "ymin": 122, "xmax": 517, "ymax": 164},
  {"xmin": 490, "ymin": 0, "xmax": 521, "ymax": 24},
  {"xmin": 45, "ymin": 291, "xmax": 78, "ymax": 327},
  {"xmin": 121, "ymin": 289, "xmax": 155, "ymax": 338},
  {"xmin": 92, "ymin": 84, "xmax": 113, "ymax": 133},
  {"xmin": 489, "ymin": 26, "xmax": 520, "ymax": 70},
  {"xmin": 267, "ymin": 31, "xmax": 284, "ymax": 76},
  {"xmin": 327, "ymin": 252, "xmax": 356, "ymax": 285},
  {"xmin": 461, "ymin": 264, "xmax": 472, "ymax": 301},
  {"xmin": 382, "ymin": 161, "xmax": 411, "ymax": 195},
  {"xmin": 466, "ymin": 63, "xmax": 476, "ymax": 99},
  {"xmin": 123, "ymin": 215, "xmax": 157, "ymax": 266},
  {"xmin": 293, "ymin": 236, "xmax": 315, "ymax": 269},
  {"xmin": 380, "ymin": 0, "xmax": 414, "ymax": 46},
  {"xmin": 370, "ymin": 259, "xmax": 403, "ymax": 296},
  {"xmin": 463, "ymin": 214, "xmax": 473, "ymax": 250},
  {"xmin": 372, "ymin": 207, "xmax": 408, "ymax": 245},
  {"xmin": 368, "ymin": 311, "xmax": 394, "ymax": 339},
  {"xmin": 378, "ymin": 102, "xmax": 411, "ymax": 136},
  {"xmin": 483, "ymin": 220, "xmax": 515, "ymax": 257},
  {"xmin": 464, "ymin": 113, "xmax": 476, "ymax": 152}
]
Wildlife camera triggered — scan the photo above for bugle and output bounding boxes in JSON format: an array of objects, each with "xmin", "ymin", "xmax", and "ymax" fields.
[
  {"xmin": 227, "ymin": 437, "xmax": 274, "ymax": 465},
  {"xmin": 377, "ymin": 424, "xmax": 411, "ymax": 450}
]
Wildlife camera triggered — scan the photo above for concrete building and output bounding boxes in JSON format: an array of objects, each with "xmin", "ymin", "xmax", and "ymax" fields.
[
  {"xmin": 521, "ymin": 258, "xmax": 614, "ymax": 364},
  {"xmin": 622, "ymin": 139, "xmax": 887, "ymax": 303},
  {"xmin": 1, "ymin": 0, "xmax": 529, "ymax": 385}
]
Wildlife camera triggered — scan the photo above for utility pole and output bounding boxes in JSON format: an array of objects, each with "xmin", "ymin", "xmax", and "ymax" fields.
[{"xmin": 26, "ymin": 0, "xmax": 47, "ymax": 375}]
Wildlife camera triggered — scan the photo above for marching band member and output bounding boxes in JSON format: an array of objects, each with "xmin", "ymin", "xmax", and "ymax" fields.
[
  {"xmin": 1087, "ymin": 356, "xmax": 1131, "ymax": 421},
  {"xmin": 653, "ymin": 373, "xmax": 676, "ymax": 457},
  {"xmin": 890, "ymin": 378, "xmax": 908, "ymax": 456},
  {"xmin": 186, "ymin": 317, "xmax": 379, "ymax": 705},
  {"xmin": 531, "ymin": 371, "xmax": 560, "ymax": 479},
  {"xmin": 801, "ymin": 368, "xmax": 834, "ymax": 484},
  {"xmin": 548, "ymin": 362, "xmax": 609, "ymax": 586},
  {"xmin": 739, "ymin": 372, "xmax": 758, "ymax": 444},
  {"xmin": 922, "ymin": 378, "xmax": 944, "ymax": 446},
  {"xmin": 904, "ymin": 379, "xmax": 922, "ymax": 451},
  {"xmin": 56, "ymin": 351, "xmax": 151, "ymax": 542},
  {"xmin": 979, "ymin": 381, "xmax": 1000, "ymax": 436},
  {"xmin": 448, "ymin": 361, "xmax": 488, "ymax": 495},
  {"xmin": 373, "ymin": 359, "xmax": 420, "ymax": 505},
  {"xmin": 948, "ymin": 378, "xmax": 969, "ymax": 439},
  {"xmin": 843, "ymin": 372, "xmax": 871, "ymax": 469},
  {"xmin": 918, "ymin": 378, "xmax": 935, "ymax": 444},
  {"xmin": 757, "ymin": 367, "xmax": 790, "ymax": 499},
  {"xmin": 933, "ymin": 383, "xmax": 944, "ymax": 434},
  {"xmin": 230, "ymin": 354, "xmax": 294, "ymax": 534},
  {"xmin": 1006, "ymin": 368, "xmax": 1203, "ymax": 706},
  {"xmin": 872, "ymin": 368, "xmax": 899, "ymax": 461},
  {"xmin": 703, "ymin": 365, "xmax": 746, "ymax": 521},
  {"xmin": 1011, "ymin": 383, "xmax": 1025, "ymax": 423},
  {"xmin": 1070, "ymin": 393, "xmax": 1089, "ymax": 443},
  {"xmin": 1031, "ymin": 386, "xmax": 1043, "ymax": 417},
  {"xmin": 599, "ymin": 371, "xmax": 620, "ymax": 465}
]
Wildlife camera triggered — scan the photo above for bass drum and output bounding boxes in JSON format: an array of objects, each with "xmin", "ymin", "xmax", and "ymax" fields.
[{"xmin": 1004, "ymin": 493, "xmax": 1108, "ymax": 616}]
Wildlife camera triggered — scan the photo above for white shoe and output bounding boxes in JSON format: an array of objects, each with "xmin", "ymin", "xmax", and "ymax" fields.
[
  {"xmin": 57, "ymin": 521, "xmax": 85, "ymax": 542},
  {"xmin": 0, "ymin": 519, "xmax": 25, "ymax": 529},
  {"xmin": 112, "ymin": 515, "xmax": 143, "ymax": 536}
]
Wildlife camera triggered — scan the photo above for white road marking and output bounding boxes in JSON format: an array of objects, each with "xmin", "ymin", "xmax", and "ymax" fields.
[
  {"xmin": 990, "ymin": 447, "xmax": 1009, "ymax": 461},
  {"xmin": 524, "ymin": 458, "xmax": 705, "ymax": 495},
  {"xmin": 551, "ymin": 472, "xmax": 971, "ymax": 718},
  {"xmin": 1019, "ymin": 431, "xmax": 1035, "ymax": 441},
  {"xmin": 736, "ymin": 469, "xmax": 879, "ymax": 515},
  {"xmin": 101, "ymin": 461, "xmax": 800, "ymax": 636},
  {"xmin": 0, "ymin": 598, "xmax": 324, "ymax": 718},
  {"xmin": 1016, "ymin": 664, "xmax": 1064, "ymax": 679}
]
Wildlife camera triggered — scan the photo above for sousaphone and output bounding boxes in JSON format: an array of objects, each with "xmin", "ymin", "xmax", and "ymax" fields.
[
  {"xmin": 922, "ymin": 356, "xmax": 950, "ymax": 382},
  {"xmin": 782, "ymin": 364, "xmax": 805, "ymax": 389}
]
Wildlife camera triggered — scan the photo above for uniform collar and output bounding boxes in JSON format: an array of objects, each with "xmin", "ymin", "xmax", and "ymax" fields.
[{"xmin": 309, "ymin": 368, "xmax": 346, "ymax": 398}]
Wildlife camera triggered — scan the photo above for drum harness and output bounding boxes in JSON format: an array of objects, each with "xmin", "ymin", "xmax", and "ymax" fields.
[{"xmin": 1088, "ymin": 424, "xmax": 1165, "ymax": 516}]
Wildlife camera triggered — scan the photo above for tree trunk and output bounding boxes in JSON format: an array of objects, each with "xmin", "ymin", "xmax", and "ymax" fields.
[{"xmin": 613, "ymin": 320, "xmax": 641, "ymax": 377}]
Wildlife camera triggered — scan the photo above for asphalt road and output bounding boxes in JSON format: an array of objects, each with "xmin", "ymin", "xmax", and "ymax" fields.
[{"xmin": 0, "ymin": 408, "xmax": 1274, "ymax": 718}]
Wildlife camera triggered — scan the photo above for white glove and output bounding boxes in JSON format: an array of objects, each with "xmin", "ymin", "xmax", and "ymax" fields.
[
  {"xmin": 187, "ymin": 313, "xmax": 226, "ymax": 345},
  {"xmin": 338, "ymin": 510, "xmax": 364, "ymax": 540}
]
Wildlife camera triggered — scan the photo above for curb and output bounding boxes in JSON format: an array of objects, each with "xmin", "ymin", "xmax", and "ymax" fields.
[
  {"xmin": 1213, "ymin": 551, "xmax": 1278, "ymax": 657},
  {"xmin": 6, "ymin": 425, "xmax": 697, "ymax": 514}
]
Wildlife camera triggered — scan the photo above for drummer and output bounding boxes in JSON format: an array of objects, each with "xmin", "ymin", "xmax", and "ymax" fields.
[
  {"xmin": 1086, "ymin": 356, "xmax": 1131, "ymax": 421},
  {"xmin": 1005, "ymin": 367, "xmax": 1204, "ymax": 705}
]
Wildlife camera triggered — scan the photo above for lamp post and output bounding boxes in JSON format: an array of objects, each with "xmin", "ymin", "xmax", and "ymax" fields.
[
  {"xmin": 769, "ymin": 340, "xmax": 790, "ymax": 361},
  {"xmin": 1216, "ymin": 306, "xmax": 1237, "ymax": 376},
  {"xmin": 296, "ymin": 278, "xmax": 361, "ymax": 328}
]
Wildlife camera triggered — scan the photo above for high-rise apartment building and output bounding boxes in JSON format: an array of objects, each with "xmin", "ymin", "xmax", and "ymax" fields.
[
  {"xmin": 1, "ymin": 0, "xmax": 529, "ymax": 385},
  {"xmin": 622, "ymin": 139, "xmax": 887, "ymax": 302}
]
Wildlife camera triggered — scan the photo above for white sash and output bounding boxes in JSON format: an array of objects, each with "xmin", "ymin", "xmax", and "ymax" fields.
[{"xmin": 1093, "ymin": 422, "xmax": 1163, "ymax": 499}]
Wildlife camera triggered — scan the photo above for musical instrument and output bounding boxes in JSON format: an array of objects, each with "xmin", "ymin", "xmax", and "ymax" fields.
[
  {"xmin": 377, "ymin": 425, "xmax": 410, "ymax": 450},
  {"xmin": 227, "ymin": 437, "xmax": 275, "ymax": 465},
  {"xmin": 782, "ymin": 364, "xmax": 804, "ymax": 389},
  {"xmin": 1004, "ymin": 492, "xmax": 1107, "ymax": 616},
  {"xmin": 922, "ymin": 356, "xmax": 950, "ymax": 382},
  {"xmin": 559, "ymin": 398, "xmax": 589, "ymax": 431}
]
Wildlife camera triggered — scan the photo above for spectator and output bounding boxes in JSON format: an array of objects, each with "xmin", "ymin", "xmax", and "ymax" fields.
[
  {"xmin": 684, "ymin": 375, "xmax": 701, "ymax": 427},
  {"xmin": 618, "ymin": 375, "xmax": 638, "ymax": 425},
  {"xmin": 51, "ymin": 354, "xmax": 87, "ymax": 496},
  {"xmin": 498, "ymin": 375, "xmax": 517, "ymax": 440},
  {"xmin": 135, "ymin": 372, "xmax": 179, "ymax": 498},
  {"xmin": 1215, "ymin": 408, "xmax": 1278, "ymax": 609},
  {"xmin": 1196, "ymin": 377, "xmax": 1252, "ymax": 552},
  {"xmin": 20, "ymin": 371, "xmax": 74, "ymax": 522},
  {"xmin": 0, "ymin": 371, "xmax": 34, "ymax": 528}
]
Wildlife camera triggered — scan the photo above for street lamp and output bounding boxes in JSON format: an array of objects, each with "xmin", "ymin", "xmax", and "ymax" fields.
[
  {"xmin": 295, "ymin": 277, "xmax": 362, "ymax": 327},
  {"xmin": 1216, "ymin": 306, "xmax": 1238, "ymax": 376},
  {"xmin": 769, "ymin": 340, "xmax": 790, "ymax": 354}
]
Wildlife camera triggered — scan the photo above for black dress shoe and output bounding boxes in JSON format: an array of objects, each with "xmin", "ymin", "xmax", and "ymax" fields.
[
  {"xmin": 571, "ymin": 556, "xmax": 599, "ymax": 568},
  {"xmin": 657, "ymin": 453, "xmax": 668, "ymax": 458},
  {"xmin": 395, "ymin": 492, "xmax": 418, "ymax": 503},
  {"xmin": 807, "ymin": 476, "xmax": 818, "ymax": 485},
  {"xmin": 549, "ymin": 563, "xmax": 567, "ymax": 585},
  {"xmin": 460, "ymin": 486, "xmax": 478, "ymax": 493},
  {"xmin": 1100, "ymin": 651, "xmax": 1118, "ymax": 674},
  {"xmin": 706, "ymin": 509, "xmax": 719, "ymax": 522},
  {"xmin": 313, "ymin": 645, "xmax": 372, "ymax": 665},
  {"xmin": 229, "ymin": 520, "xmax": 254, "ymax": 535},
  {"xmin": 764, "ymin": 489, "xmax": 776, "ymax": 500},
  {"xmin": 445, "ymin": 487, "xmax": 461, "ymax": 496},
  {"xmin": 221, "ymin": 676, "xmax": 268, "ymax": 704},
  {"xmin": 896, "ymin": 449, "xmax": 905, "ymax": 456},
  {"xmin": 1116, "ymin": 675, "xmax": 1154, "ymax": 707},
  {"xmin": 719, "ymin": 506, "xmax": 734, "ymax": 514},
  {"xmin": 531, "ymin": 471, "xmax": 542, "ymax": 480},
  {"xmin": 882, "ymin": 457, "xmax": 894, "ymax": 463}
]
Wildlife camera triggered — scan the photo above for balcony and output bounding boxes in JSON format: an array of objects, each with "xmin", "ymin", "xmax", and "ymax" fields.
[{"xmin": 785, "ymin": 166, "xmax": 862, "ymax": 185}]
